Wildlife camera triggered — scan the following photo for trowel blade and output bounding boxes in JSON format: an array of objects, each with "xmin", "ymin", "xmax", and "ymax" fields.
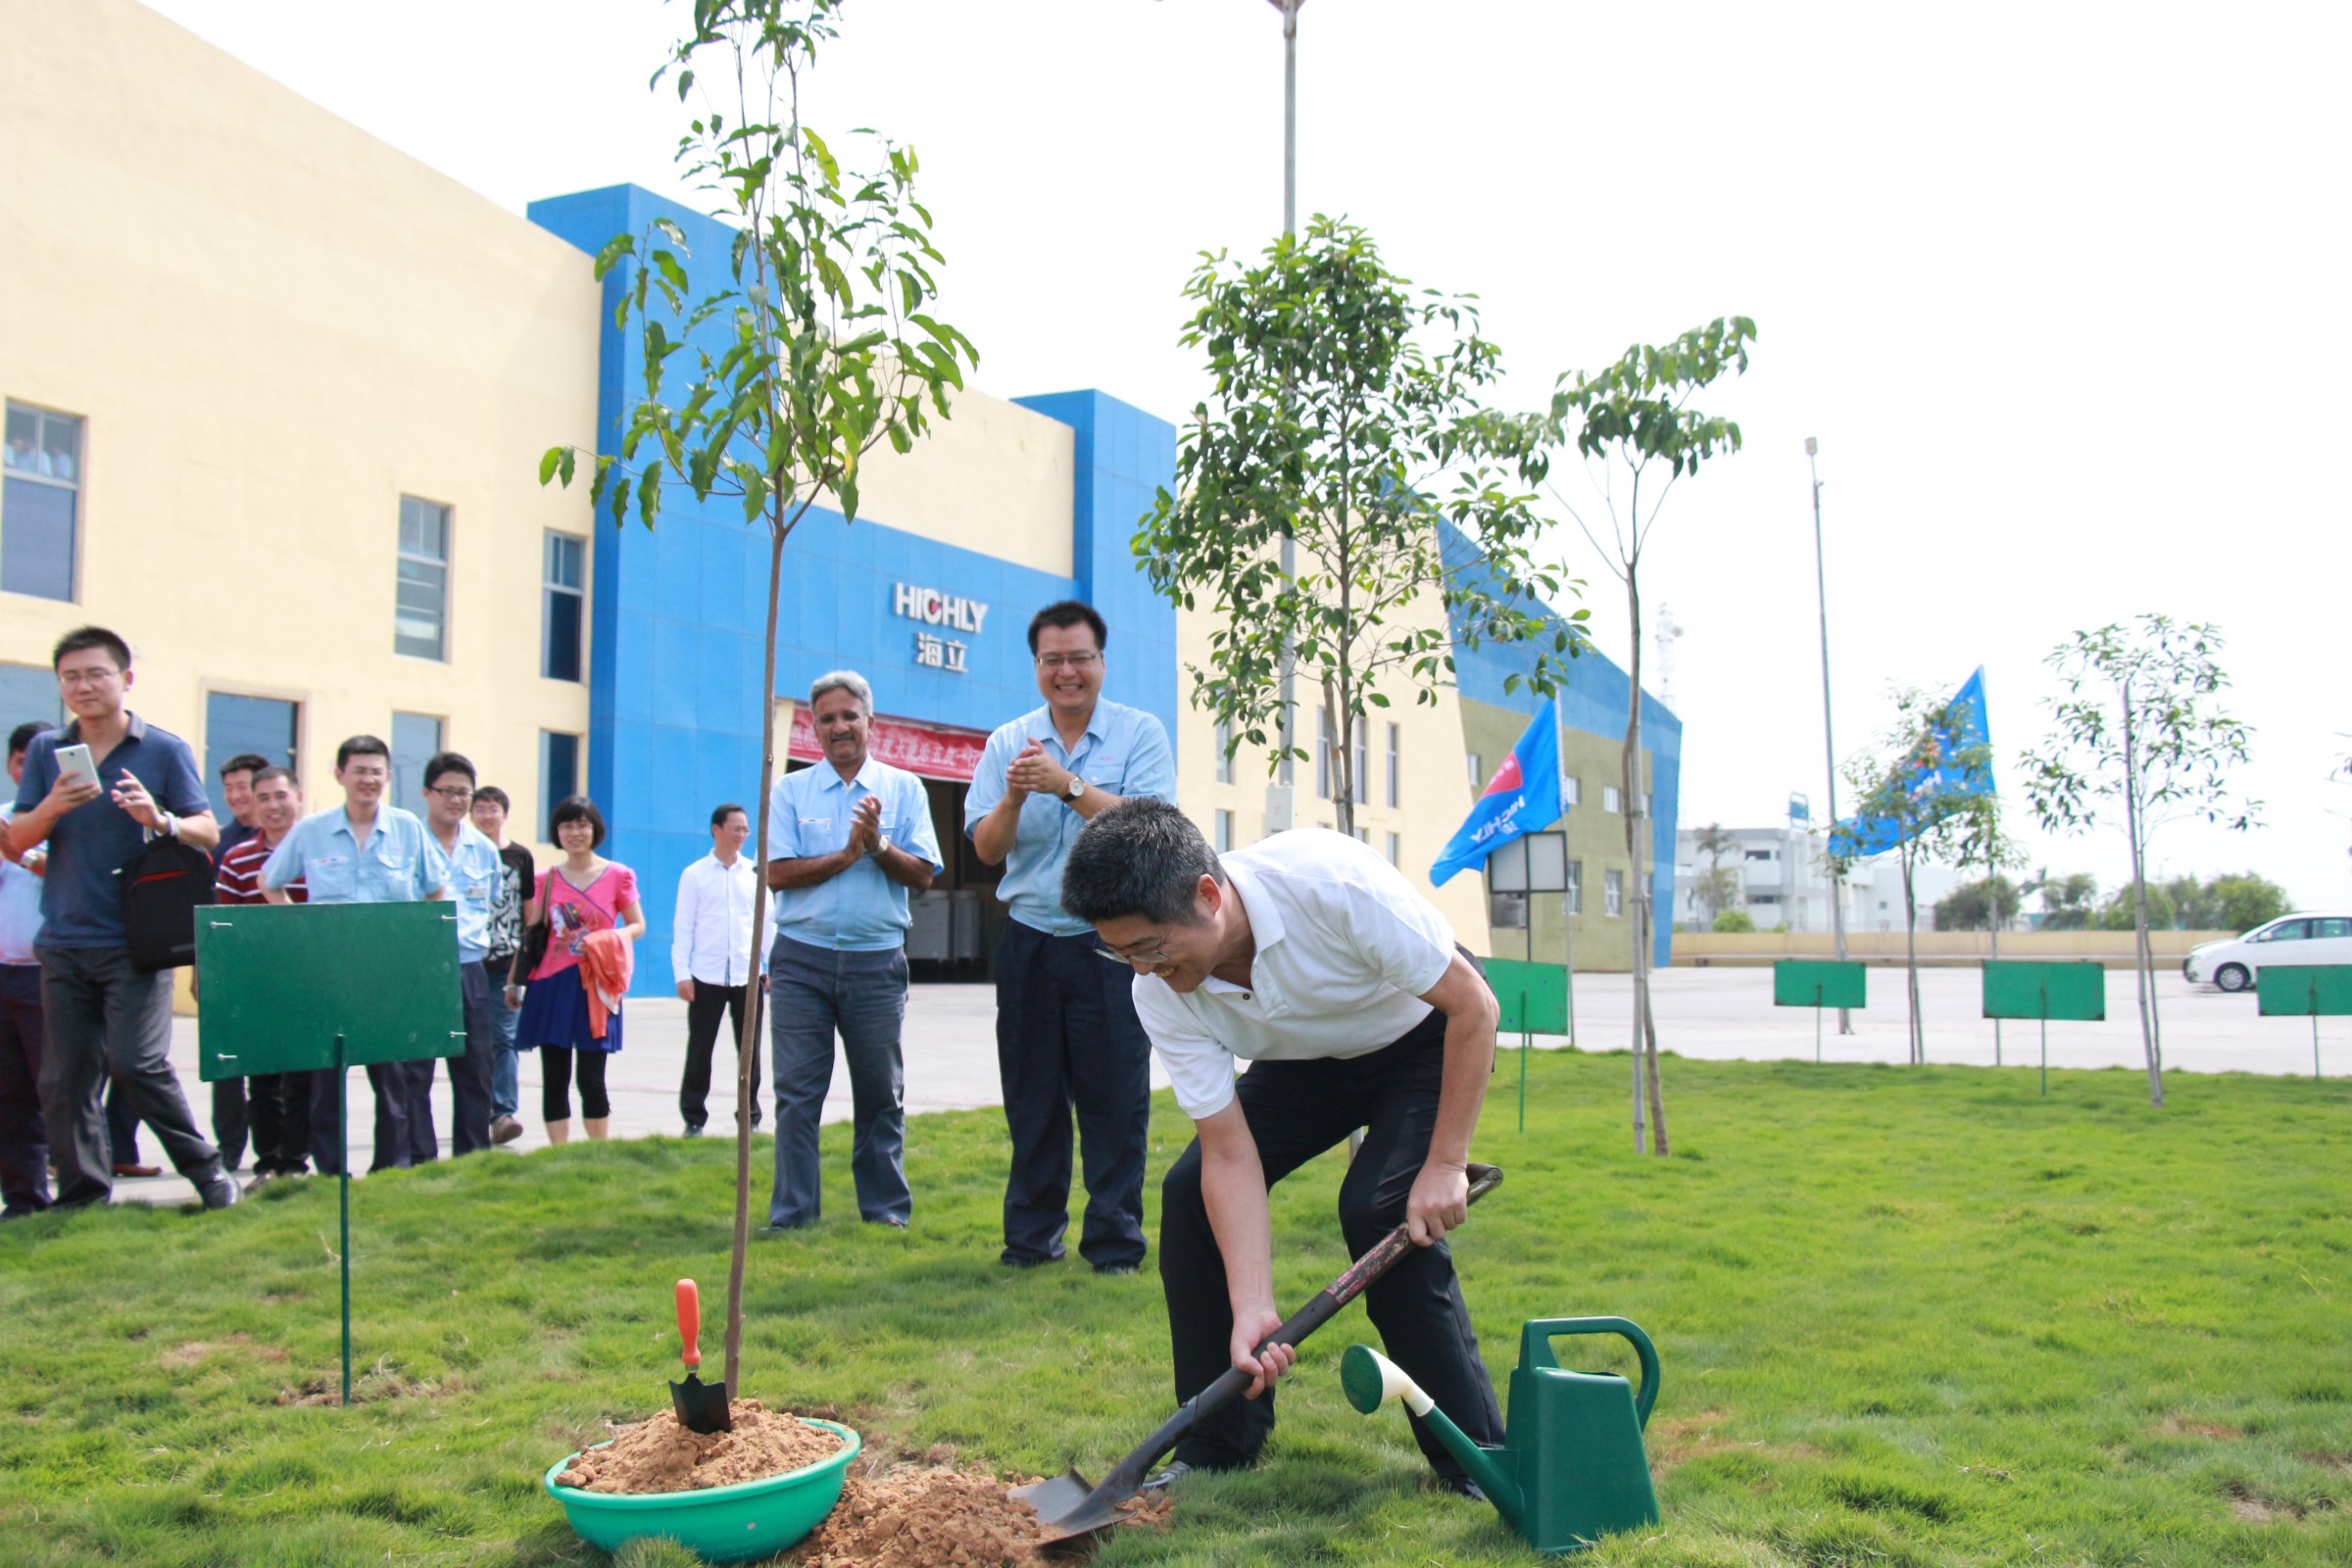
[{"xmin": 668, "ymin": 1372, "xmax": 733, "ymax": 1434}]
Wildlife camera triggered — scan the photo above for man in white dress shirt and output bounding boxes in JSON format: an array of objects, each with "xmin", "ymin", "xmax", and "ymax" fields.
[
  {"xmin": 1060, "ymin": 798, "xmax": 1506, "ymax": 1498},
  {"xmin": 672, "ymin": 802, "xmax": 763, "ymax": 1138}
]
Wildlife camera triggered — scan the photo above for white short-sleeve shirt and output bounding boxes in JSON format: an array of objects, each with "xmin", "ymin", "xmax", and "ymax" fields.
[{"xmin": 1132, "ymin": 829, "xmax": 1456, "ymax": 1120}]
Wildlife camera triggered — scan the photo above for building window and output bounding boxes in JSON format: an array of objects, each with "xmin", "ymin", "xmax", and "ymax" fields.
[
  {"xmin": 2, "ymin": 402, "xmax": 82, "ymax": 602},
  {"xmin": 1315, "ymin": 708, "xmax": 1333, "ymax": 800},
  {"xmin": 1352, "ymin": 716, "xmax": 1369, "ymax": 806},
  {"xmin": 1214, "ymin": 718, "xmax": 1234, "ymax": 785},
  {"xmin": 1466, "ymin": 753, "xmax": 1484, "ymax": 794},
  {"xmin": 1605, "ymin": 869, "xmax": 1625, "ymax": 917},
  {"xmin": 1386, "ymin": 831, "xmax": 1400, "ymax": 867},
  {"xmin": 541, "ymin": 730, "xmax": 582, "ymax": 835},
  {"xmin": 0, "ymin": 662, "xmax": 63, "ymax": 728},
  {"xmin": 1603, "ymin": 785, "xmax": 1623, "ymax": 813},
  {"xmin": 1745, "ymin": 848, "xmax": 1774, "ymax": 861},
  {"xmin": 396, "ymin": 496, "xmax": 451, "ymax": 661},
  {"xmin": 1566, "ymin": 859, "xmax": 1583, "ymax": 915},
  {"xmin": 1213, "ymin": 808, "xmax": 1234, "ymax": 854},
  {"xmin": 1385, "ymin": 722, "xmax": 1400, "ymax": 808},
  {"xmin": 1352, "ymin": 824, "xmax": 1369, "ymax": 843},
  {"xmin": 543, "ymin": 531, "xmax": 585, "ymax": 681},
  {"xmin": 391, "ymin": 712, "xmax": 443, "ymax": 815},
  {"xmin": 1563, "ymin": 774, "xmax": 1582, "ymax": 808},
  {"xmin": 205, "ymin": 693, "xmax": 298, "ymax": 820}
]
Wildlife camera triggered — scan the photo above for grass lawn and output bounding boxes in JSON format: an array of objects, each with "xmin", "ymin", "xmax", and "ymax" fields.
[{"xmin": 1, "ymin": 1051, "xmax": 2345, "ymax": 1567}]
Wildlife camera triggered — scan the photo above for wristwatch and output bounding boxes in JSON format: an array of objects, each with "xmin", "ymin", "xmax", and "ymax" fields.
[
  {"xmin": 1065, "ymin": 775, "xmax": 1089, "ymax": 803},
  {"xmin": 867, "ymin": 834, "xmax": 893, "ymax": 861}
]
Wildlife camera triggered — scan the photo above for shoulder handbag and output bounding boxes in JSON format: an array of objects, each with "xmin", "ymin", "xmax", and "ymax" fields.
[
  {"xmin": 122, "ymin": 835, "xmax": 219, "ymax": 973},
  {"xmin": 511, "ymin": 871, "xmax": 552, "ymax": 988}
]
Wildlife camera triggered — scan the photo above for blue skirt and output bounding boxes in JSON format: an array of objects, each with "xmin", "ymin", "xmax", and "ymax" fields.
[{"xmin": 516, "ymin": 964, "xmax": 624, "ymax": 1054}]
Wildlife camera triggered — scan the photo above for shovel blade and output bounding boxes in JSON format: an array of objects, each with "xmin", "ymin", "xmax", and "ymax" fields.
[
  {"xmin": 1008, "ymin": 1467, "xmax": 1132, "ymax": 1544},
  {"xmin": 668, "ymin": 1373, "xmax": 733, "ymax": 1434}
]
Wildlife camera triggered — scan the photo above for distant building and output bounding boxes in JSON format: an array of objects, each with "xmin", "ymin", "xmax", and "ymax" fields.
[{"xmin": 1675, "ymin": 824, "xmax": 1961, "ymax": 934}]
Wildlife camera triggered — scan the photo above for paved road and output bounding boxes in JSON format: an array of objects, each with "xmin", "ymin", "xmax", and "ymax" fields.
[{"xmin": 99, "ymin": 965, "xmax": 2336, "ymax": 1208}]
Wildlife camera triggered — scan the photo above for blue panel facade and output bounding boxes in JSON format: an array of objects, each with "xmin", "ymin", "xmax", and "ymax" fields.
[
  {"xmin": 526, "ymin": 187, "xmax": 1177, "ymax": 993},
  {"xmin": 1439, "ymin": 521, "xmax": 1682, "ymax": 968}
]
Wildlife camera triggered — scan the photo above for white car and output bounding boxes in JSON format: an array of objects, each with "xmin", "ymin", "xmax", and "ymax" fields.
[{"xmin": 2182, "ymin": 912, "xmax": 2352, "ymax": 993}]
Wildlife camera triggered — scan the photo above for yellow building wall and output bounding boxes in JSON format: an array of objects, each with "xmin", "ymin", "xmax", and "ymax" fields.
[
  {"xmin": 857, "ymin": 389, "xmax": 1076, "ymax": 579},
  {"xmin": 1172, "ymin": 592, "xmax": 1494, "ymax": 958},
  {"xmin": 0, "ymin": 0, "xmax": 600, "ymax": 857}
]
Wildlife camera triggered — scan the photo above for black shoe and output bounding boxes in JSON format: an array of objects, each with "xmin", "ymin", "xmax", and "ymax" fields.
[
  {"xmin": 1091, "ymin": 1260, "xmax": 1140, "ymax": 1276},
  {"xmin": 682, "ymin": 1123, "xmax": 705, "ymax": 1138},
  {"xmin": 199, "ymin": 1176, "xmax": 242, "ymax": 1211},
  {"xmin": 1141, "ymin": 1461, "xmax": 1192, "ymax": 1493},
  {"xmin": 866, "ymin": 1215, "xmax": 908, "ymax": 1230},
  {"xmin": 999, "ymin": 1250, "xmax": 1058, "ymax": 1268},
  {"xmin": 1426, "ymin": 1474, "xmax": 1488, "ymax": 1503},
  {"xmin": 756, "ymin": 1220, "xmax": 812, "ymax": 1239}
]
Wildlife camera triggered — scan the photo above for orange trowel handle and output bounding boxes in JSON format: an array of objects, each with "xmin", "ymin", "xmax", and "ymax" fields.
[{"xmin": 676, "ymin": 1279, "xmax": 703, "ymax": 1370}]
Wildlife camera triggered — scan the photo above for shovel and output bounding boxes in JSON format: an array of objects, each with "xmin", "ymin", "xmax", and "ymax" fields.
[
  {"xmin": 1012, "ymin": 1160, "xmax": 1503, "ymax": 1544},
  {"xmin": 668, "ymin": 1278, "xmax": 733, "ymax": 1434}
]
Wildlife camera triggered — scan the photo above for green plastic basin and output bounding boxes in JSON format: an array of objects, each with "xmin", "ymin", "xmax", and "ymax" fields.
[{"xmin": 544, "ymin": 1416, "xmax": 859, "ymax": 1564}]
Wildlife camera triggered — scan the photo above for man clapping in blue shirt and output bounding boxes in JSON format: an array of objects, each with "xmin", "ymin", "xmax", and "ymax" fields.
[
  {"xmin": 964, "ymin": 601, "xmax": 1175, "ymax": 1273},
  {"xmin": 762, "ymin": 670, "xmax": 944, "ymax": 1231}
]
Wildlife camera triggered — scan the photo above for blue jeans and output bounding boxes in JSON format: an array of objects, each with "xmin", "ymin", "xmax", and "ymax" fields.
[
  {"xmin": 767, "ymin": 935, "xmax": 908, "ymax": 1228},
  {"xmin": 486, "ymin": 969, "xmax": 521, "ymax": 1118}
]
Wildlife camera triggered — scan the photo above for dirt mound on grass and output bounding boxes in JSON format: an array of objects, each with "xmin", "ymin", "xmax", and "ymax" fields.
[
  {"xmin": 556, "ymin": 1400, "xmax": 843, "ymax": 1494},
  {"xmin": 793, "ymin": 1466, "xmax": 1054, "ymax": 1567}
]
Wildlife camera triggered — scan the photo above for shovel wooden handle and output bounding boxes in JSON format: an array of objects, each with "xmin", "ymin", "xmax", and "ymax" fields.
[{"xmin": 676, "ymin": 1279, "xmax": 702, "ymax": 1370}]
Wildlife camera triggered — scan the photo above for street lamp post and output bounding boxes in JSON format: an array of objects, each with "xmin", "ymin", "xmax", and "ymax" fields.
[
  {"xmin": 1807, "ymin": 437, "xmax": 1853, "ymax": 1034},
  {"xmin": 1267, "ymin": 0, "xmax": 1302, "ymax": 820}
]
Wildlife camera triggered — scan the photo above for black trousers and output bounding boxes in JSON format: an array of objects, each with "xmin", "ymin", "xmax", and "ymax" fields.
[
  {"xmin": 0, "ymin": 963, "xmax": 50, "ymax": 1214},
  {"xmin": 309, "ymin": 1059, "xmax": 430, "ymax": 1175},
  {"xmin": 994, "ymin": 919, "xmax": 1152, "ymax": 1268},
  {"xmin": 679, "ymin": 981, "xmax": 762, "ymax": 1130},
  {"xmin": 446, "ymin": 961, "xmax": 498, "ymax": 1155},
  {"xmin": 211, "ymin": 1073, "xmax": 307, "ymax": 1175},
  {"xmin": 1159, "ymin": 1007, "xmax": 1504, "ymax": 1480}
]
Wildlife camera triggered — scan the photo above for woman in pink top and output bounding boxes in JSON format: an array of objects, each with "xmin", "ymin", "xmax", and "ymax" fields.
[{"xmin": 505, "ymin": 797, "xmax": 644, "ymax": 1143}]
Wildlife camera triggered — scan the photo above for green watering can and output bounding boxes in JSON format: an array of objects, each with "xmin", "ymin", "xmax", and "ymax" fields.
[{"xmin": 1343, "ymin": 1317, "xmax": 1661, "ymax": 1554}]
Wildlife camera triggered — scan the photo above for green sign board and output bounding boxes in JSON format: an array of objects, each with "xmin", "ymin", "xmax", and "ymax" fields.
[
  {"xmin": 1982, "ymin": 960, "xmax": 2105, "ymax": 1022},
  {"xmin": 1773, "ymin": 960, "xmax": 1866, "ymax": 1010},
  {"xmin": 2256, "ymin": 965, "xmax": 2352, "ymax": 1017},
  {"xmin": 196, "ymin": 902, "xmax": 466, "ymax": 1081},
  {"xmin": 1486, "ymin": 957, "xmax": 1568, "ymax": 1035}
]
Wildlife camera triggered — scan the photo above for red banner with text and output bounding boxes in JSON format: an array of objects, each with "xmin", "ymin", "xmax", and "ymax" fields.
[{"xmin": 786, "ymin": 708, "xmax": 989, "ymax": 783}]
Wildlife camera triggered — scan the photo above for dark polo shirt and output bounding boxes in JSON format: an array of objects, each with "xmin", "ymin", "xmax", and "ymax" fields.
[{"xmin": 13, "ymin": 712, "xmax": 210, "ymax": 950}]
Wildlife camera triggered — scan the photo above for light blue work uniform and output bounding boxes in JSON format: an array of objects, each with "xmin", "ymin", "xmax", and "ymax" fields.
[
  {"xmin": 962, "ymin": 700, "xmax": 1177, "ymax": 936},
  {"xmin": 435, "ymin": 821, "xmax": 505, "ymax": 964},
  {"xmin": 766, "ymin": 759, "xmax": 946, "ymax": 951},
  {"xmin": 263, "ymin": 805, "xmax": 447, "ymax": 906}
]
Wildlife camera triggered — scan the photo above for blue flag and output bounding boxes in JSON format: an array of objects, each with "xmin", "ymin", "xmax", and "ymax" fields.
[
  {"xmin": 1830, "ymin": 667, "xmax": 1993, "ymax": 858},
  {"xmin": 1431, "ymin": 703, "xmax": 1563, "ymax": 886}
]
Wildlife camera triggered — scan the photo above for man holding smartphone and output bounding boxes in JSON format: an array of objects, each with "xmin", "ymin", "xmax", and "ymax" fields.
[{"xmin": 4, "ymin": 626, "xmax": 238, "ymax": 1210}]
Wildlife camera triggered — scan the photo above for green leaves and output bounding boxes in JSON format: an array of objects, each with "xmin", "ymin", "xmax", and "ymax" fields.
[
  {"xmin": 535, "ymin": 0, "xmax": 977, "ymax": 546},
  {"xmin": 2020, "ymin": 616, "xmax": 2261, "ymax": 841},
  {"xmin": 1137, "ymin": 217, "xmax": 1585, "ymax": 820}
]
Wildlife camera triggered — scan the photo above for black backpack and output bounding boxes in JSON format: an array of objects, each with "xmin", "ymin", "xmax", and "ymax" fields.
[{"xmin": 122, "ymin": 836, "xmax": 217, "ymax": 973}]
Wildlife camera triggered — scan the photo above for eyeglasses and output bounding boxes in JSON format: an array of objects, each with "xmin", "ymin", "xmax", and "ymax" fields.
[
  {"xmin": 1036, "ymin": 652, "xmax": 1101, "ymax": 670},
  {"xmin": 427, "ymin": 785, "xmax": 475, "ymax": 800},
  {"xmin": 1095, "ymin": 942, "xmax": 1170, "ymax": 968}
]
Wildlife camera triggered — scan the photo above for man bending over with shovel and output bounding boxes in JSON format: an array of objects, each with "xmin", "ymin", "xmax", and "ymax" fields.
[{"xmin": 1060, "ymin": 799, "xmax": 1505, "ymax": 1498}]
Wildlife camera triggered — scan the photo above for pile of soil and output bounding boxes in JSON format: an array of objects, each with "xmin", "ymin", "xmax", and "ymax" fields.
[
  {"xmin": 555, "ymin": 1400, "xmax": 843, "ymax": 1494},
  {"xmin": 792, "ymin": 1467, "xmax": 1054, "ymax": 1568}
]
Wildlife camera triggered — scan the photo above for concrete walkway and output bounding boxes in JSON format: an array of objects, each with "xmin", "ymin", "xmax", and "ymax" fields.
[{"xmin": 96, "ymin": 966, "xmax": 2339, "ymax": 1208}]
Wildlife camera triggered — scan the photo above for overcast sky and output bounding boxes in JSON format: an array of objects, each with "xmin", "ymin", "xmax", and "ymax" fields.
[{"xmin": 146, "ymin": 0, "xmax": 2352, "ymax": 910}]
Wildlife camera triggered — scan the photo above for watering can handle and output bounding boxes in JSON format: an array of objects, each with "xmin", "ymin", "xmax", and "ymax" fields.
[{"xmin": 1518, "ymin": 1316, "xmax": 1660, "ymax": 1430}]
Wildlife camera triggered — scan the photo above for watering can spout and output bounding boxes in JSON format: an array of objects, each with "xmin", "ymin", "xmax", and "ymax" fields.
[{"xmin": 1340, "ymin": 1345, "xmax": 1524, "ymax": 1529}]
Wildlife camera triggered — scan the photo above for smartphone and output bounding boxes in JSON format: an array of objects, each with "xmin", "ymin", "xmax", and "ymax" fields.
[{"xmin": 53, "ymin": 743, "xmax": 99, "ymax": 792}]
